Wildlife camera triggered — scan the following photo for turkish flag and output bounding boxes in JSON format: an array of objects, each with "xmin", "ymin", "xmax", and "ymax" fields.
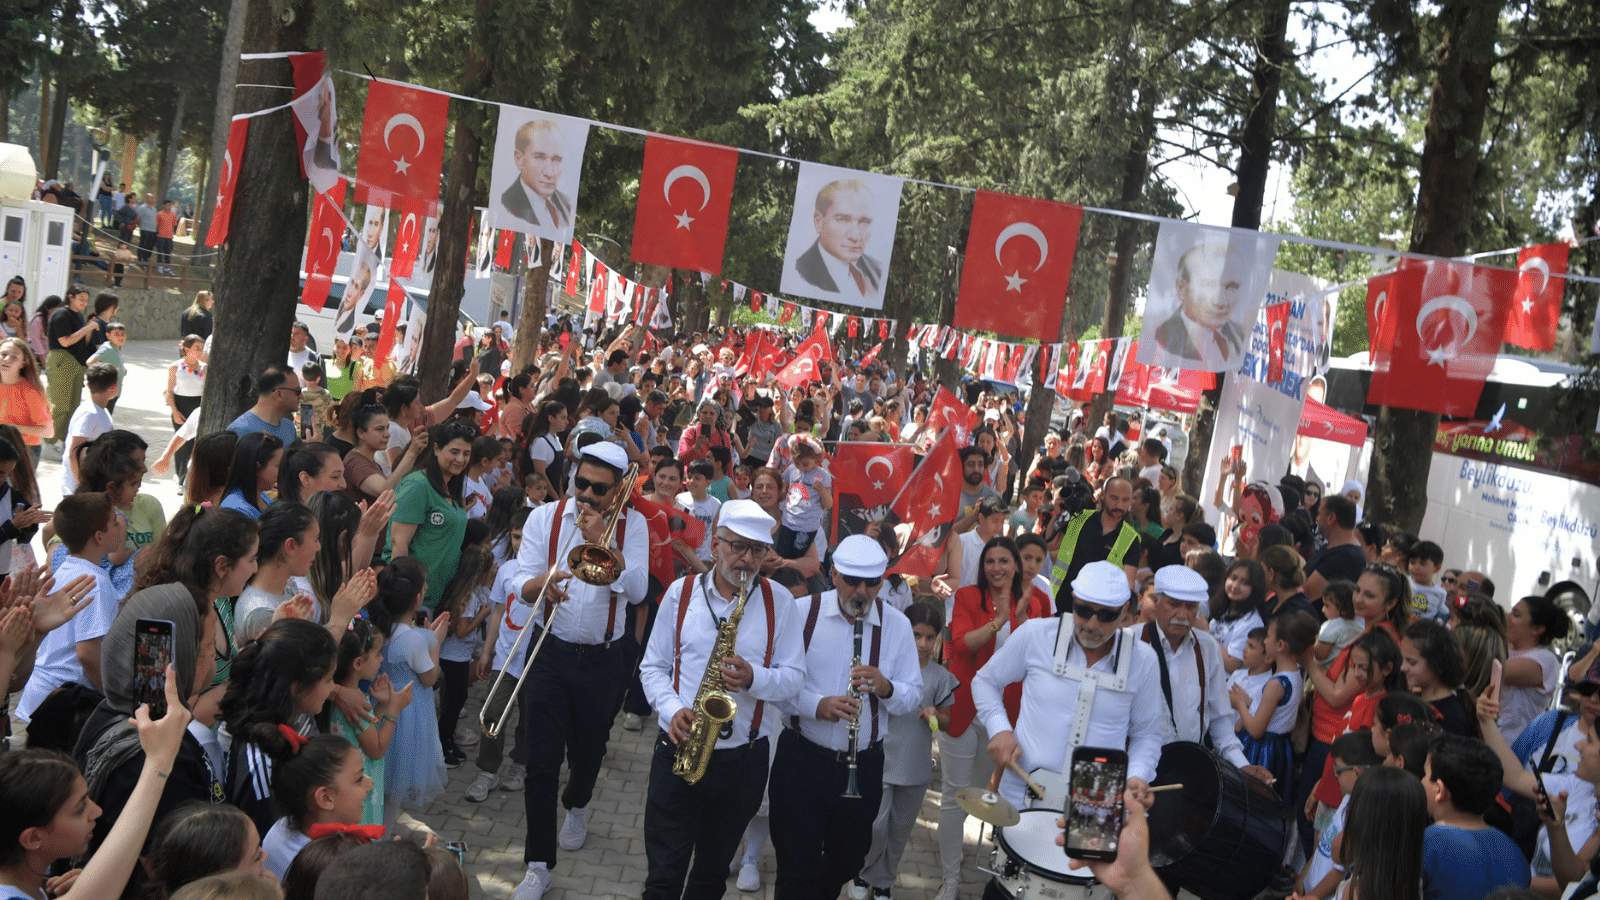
[
  {"xmin": 300, "ymin": 177, "xmax": 347, "ymax": 312},
  {"xmin": 565, "ymin": 241, "xmax": 583, "ymax": 295},
  {"xmin": 1266, "ymin": 301, "xmax": 1289, "ymax": 382},
  {"xmin": 1144, "ymin": 366, "xmax": 1204, "ymax": 414},
  {"xmin": 859, "ymin": 342, "xmax": 883, "ymax": 369},
  {"xmin": 832, "ymin": 442, "xmax": 914, "ymax": 543},
  {"xmin": 1505, "ymin": 243, "xmax": 1568, "ymax": 351},
  {"xmin": 355, "ymin": 79, "xmax": 449, "ymax": 213},
  {"xmin": 1367, "ymin": 257, "xmax": 1517, "ymax": 417},
  {"xmin": 375, "ymin": 278, "xmax": 407, "ymax": 364},
  {"xmin": 954, "ymin": 191, "xmax": 1083, "ymax": 340},
  {"xmin": 630, "ymin": 491, "xmax": 706, "ymax": 588},
  {"xmin": 735, "ymin": 329, "xmax": 765, "ymax": 377},
  {"xmin": 495, "ymin": 230, "xmax": 516, "ymax": 268},
  {"xmin": 1056, "ymin": 343, "xmax": 1079, "ymax": 399},
  {"xmin": 889, "ymin": 432, "xmax": 962, "ymax": 578},
  {"xmin": 389, "ymin": 205, "xmax": 424, "ymax": 278},
  {"xmin": 751, "ymin": 289, "xmax": 763, "ymax": 313},
  {"xmin": 205, "ymin": 117, "xmax": 249, "ymax": 247},
  {"xmin": 1365, "ymin": 272, "xmax": 1395, "ymax": 356},
  {"xmin": 588, "ymin": 263, "xmax": 608, "ymax": 315},
  {"xmin": 1113, "ymin": 353, "xmax": 1152, "ymax": 407},
  {"xmin": 779, "ymin": 303, "xmax": 795, "ymax": 325},
  {"xmin": 848, "ymin": 316, "xmax": 860, "ymax": 339},
  {"xmin": 814, "ymin": 310, "xmax": 829, "ymax": 333},
  {"xmin": 925, "ymin": 385, "xmax": 974, "ymax": 447},
  {"xmin": 879, "ymin": 320, "xmax": 889, "ymax": 339},
  {"xmin": 774, "ymin": 332, "xmax": 832, "ymax": 388},
  {"xmin": 631, "ymin": 135, "xmax": 738, "ymax": 274}
]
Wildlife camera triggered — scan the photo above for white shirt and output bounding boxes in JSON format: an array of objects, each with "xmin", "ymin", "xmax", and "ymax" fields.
[
  {"xmin": 640, "ymin": 573, "xmax": 805, "ymax": 747},
  {"xmin": 488, "ymin": 567, "xmax": 532, "ymax": 673},
  {"xmin": 263, "ymin": 817, "xmax": 311, "ymax": 880},
  {"xmin": 812, "ymin": 246, "xmax": 877, "ymax": 302},
  {"xmin": 61, "ymin": 400, "xmax": 113, "ymax": 495},
  {"xmin": 957, "ymin": 529, "xmax": 985, "ymax": 591},
  {"xmin": 972, "ymin": 617, "xmax": 1169, "ymax": 810},
  {"xmin": 17, "ymin": 556, "xmax": 118, "ymax": 721},
  {"xmin": 515, "ymin": 497, "xmax": 648, "ymax": 644},
  {"xmin": 1136, "ymin": 625, "xmax": 1249, "ymax": 769},
  {"xmin": 778, "ymin": 591, "xmax": 922, "ymax": 752},
  {"xmin": 287, "ymin": 347, "xmax": 316, "ymax": 373}
]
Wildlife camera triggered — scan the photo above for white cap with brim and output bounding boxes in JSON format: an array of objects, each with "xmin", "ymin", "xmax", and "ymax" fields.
[
  {"xmin": 718, "ymin": 499, "xmax": 777, "ymax": 545},
  {"xmin": 1153, "ymin": 565, "xmax": 1208, "ymax": 605},
  {"xmin": 1071, "ymin": 560, "xmax": 1131, "ymax": 608},
  {"xmin": 456, "ymin": 392, "xmax": 491, "ymax": 412},
  {"xmin": 834, "ymin": 534, "xmax": 889, "ymax": 580},
  {"xmin": 580, "ymin": 442, "xmax": 630, "ymax": 471}
]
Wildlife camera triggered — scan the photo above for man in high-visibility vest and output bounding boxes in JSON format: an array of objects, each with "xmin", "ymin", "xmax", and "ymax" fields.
[{"xmin": 1045, "ymin": 476, "xmax": 1139, "ymax": 610}]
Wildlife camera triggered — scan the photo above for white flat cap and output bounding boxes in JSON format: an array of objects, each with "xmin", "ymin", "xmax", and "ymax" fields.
[
  {"xmin": 456, "ymin": 392, "xmax": 491, "ymax": 412},
  {"xmin": 1153, "ymin": 565, "xmax": 1208, "ymax": 605},
  {"xmin": 718, "ymin": 499, "xmax": 776, "ymax": 545},
  {"xmin": 1071, "ymin": 561, "xmax": 1132, "ymax": 608},
  {"xmin": 834, "ymin": 534, "xmax": 889, "ymax": 580},
  {"xmin": 580, "ymin": 442, "xmax": 630, "ymax": 471}
]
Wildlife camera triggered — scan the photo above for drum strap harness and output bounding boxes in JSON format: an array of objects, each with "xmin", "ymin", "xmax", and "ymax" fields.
[
  {"xmin": 1139, "ymin": 622, "xmax": 1207, "ymax": 736},
  {"xmin": 1052, "ymin": 615, "xmax": 1134, "ymax": 775}
]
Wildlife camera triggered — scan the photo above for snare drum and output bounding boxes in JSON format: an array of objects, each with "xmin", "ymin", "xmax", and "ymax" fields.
[{"xmin": 990, "ymin": 809, "xmax": 1113, "ymax": 900}]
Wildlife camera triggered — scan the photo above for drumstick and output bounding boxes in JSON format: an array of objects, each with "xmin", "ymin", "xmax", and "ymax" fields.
[
  {"xmin": 1006, "ymin": 761, "xmax": 1049, "ymax": 802},
  {"xmin": 1148, "ymin": 783, "xmax": 1184, "ymax": 793}
]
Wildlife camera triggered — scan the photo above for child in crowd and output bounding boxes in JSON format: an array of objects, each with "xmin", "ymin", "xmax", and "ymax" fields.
[
  {"xmin": 1312, "ymin": 580, "xmax": 1362, "ymax": 666},
  {"xmin": 465, "ymin": 512, "xmax": 530, "ymax": 803},
  {"xmin": 262, "ymin": 733, "xmax": 376, "ymax": 879},
  {"xmin": 1338, "ymin": 766, "xmax": 1429, "ymax": 900},
  {"xmin": 1306, "ymin": 628, "xmax": 1402, "ymax": 852},
  {"xmin": 16, "ymin": 491, "xmax": 124, "ymax": 727},
  {"xmin": 61, "ymin": 362, "xmax": 119, "ymax": 495},
  {"xmin": 305, "ymin": 840, "xmax": 432, "ymax": 900},
  {"xmin": 424, "ymin": 844, "xmax": 470, "ymax": 900},
  {"xmin": 462, "ymin": 436, "xmax": 505, "ymax": 520},
  {"xmin": 1408, "ymin": 540, "xmax": 1448, "ymax": 622},
  {"xmin": 1231, "ymin": 612, "xmax": 1316, "ymax": 803},
  {"xmin": 706, "ymin": 446, "xmax": 733, "ymax": 502},
  {"xmin": 87, "ymin": 321, "xmax": 127, "ymax": 409},
  {"xmin": 300, "ymin": 362, "xmax": 333, "ymax": 441},
  {"xmin": 331, "ymin": 618, "xmax": 412, "ymax": 827},
  {"xmin": 1371, "ymin": 692, "xmax": 1436, "ymax": 759},
  {"xmin": 282, "ymin": 833, "xmax": 367, "ymax": 900},
  {"xmin": 850, "ymin": 603, "xmax": 958, "ymax": 900},
  {"xmin": 1297, "ymin": 730, "xmax": 1382, "ymax": 900},
  {"xmin": 1386, "ymin": 722, "xmax": 1439, "ymax": 778},
  {"xmin": 778, "ymin": 436, "xmax": 830, "ymax": 559},
  {"xmin": 1401, "ymin": 619, "xmax": 1479, "ymax": 737},
  {"xmin": 375, "ymin": 558, "xmax": 451, "ymax": 827},
  {"xmin": 523, "ymin": 471, "xmax": 551, "ymax": 507},
  {"xmin": 483, "ymin": 487, "xmax": 526, "ymax": 564},
  {"xmin": 437, "ymin": 546, "xmax": 496, "ymax": 768},
  {"xmin": 144, "ymin": 802, "xmax": 274, "ymax": 898},
  {"xmin": 730, "ymin": 462, "xmax": 754, "ymax": 501},
  {"xmin": 677, "ymin": 458, "xmax": 721, "ymax": 566}
]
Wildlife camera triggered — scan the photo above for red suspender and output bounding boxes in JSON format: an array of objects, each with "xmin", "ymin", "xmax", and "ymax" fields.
[
  {"xmin": 671, "ymin": 575, "xmax": 696, "ymax": 692},
  {"xmin": 749, "ymin": 580, "xmax": 776, "ymax": 735},
  {"xmin": 544, "ymin": 498, "xmax": 628, "ymax": 642},
  {"xmin": 670, "ymin": 576, "xmax": 778, "ymax": 741}
]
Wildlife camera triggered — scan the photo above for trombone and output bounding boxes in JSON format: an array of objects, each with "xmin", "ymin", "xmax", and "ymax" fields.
[{"xmin": 479, "ymin": 463, "xmax": 641, "ymax": 739}]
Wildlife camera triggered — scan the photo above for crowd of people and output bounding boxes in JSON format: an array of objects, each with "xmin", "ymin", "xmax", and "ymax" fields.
[{"xmin": 0, "ymin": 289, "xmax": 1591, "ymax": 900}]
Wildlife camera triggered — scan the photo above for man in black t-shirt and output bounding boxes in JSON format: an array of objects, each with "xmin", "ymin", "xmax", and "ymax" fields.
[
  {"xmin": 44, "ymin": 287, "xmax": 106, "ymax": 445},
  {"xmin": 1304, "ymin": 494, "xmax": 1366, "ymax": 601}
]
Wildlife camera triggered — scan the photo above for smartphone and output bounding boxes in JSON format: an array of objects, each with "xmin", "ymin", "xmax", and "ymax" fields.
[
  {"xmin": 133, "ymin": 618, "xmax": 175, "ymax": 719},
  {"xmin": 1064, "ymin": 746, "xmax": 1128, "ymax": 862},
  {"xmin": 1489, "ymin": 659, "xmax": 1504, "ymax": 701},
  {"xmin": 1229, "ymin": 445, "xmax": 1243, "ymax": 465},
  {"xmin": 1534, "ymin": 769, "xmax": 1557, "ymax": 820}
]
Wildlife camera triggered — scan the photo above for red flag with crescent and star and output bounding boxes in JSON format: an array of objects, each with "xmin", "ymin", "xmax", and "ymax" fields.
[
  {"xmin": 565, "ymin": 241, "xmax": 583, "ymax": 295},
  {"xmin": 1365, "ymin": 272, "xmax": 1395, "ymax": 355},
  {"xmin": 375, "ymin": 278, "xmax": 407, "ymax": 364},
  {"xmin": 953, "ymin": 191, "xmax": 1083, "ymax": 341},
  {"xmin": 774, "ymin": 331, "xmax": 832, "ymax": 389},
  {"xmin": 858, "ymin": 342, "xmax": 883, "ymax": 369},
  {"xmin": 630, "ymin": 135, "xmax": 739, "ymax": 274},
  {"xmin": 925, "ymin": 385, "xmax": 975, "ymax": 446},
  {"xmin": 888, "ymin": 431, "xmax": 962, "ymax": 578},
  {"xmin": 831, "ymin": 442, "xmax": 914, "ymax": 543},
  {"xmin": 1265, "ymin": 301, "xmax": 1289, "ymax": 382},
  {"xmin": 299, "ymin": 177, "xmax": 347, "ymax": 312},
  {"xmin": 205, "ymin": 117, "xmax": 249, "ymax": 247},
  {"xmin": 1367, "ymin": 257, "xmax": 1517, "ymax": 417},
  {"xmin": 389, "ymin": 204, "xmax": 424, "ymax": 278},
  {"xmin": 629, "ymin": 490, "xmax": 706, "ymax": 588},
  {"xmin": 495, "ymin": 230, "xmax": 516, "ymax": 268},
  {"xmin": 355, "ymin": 80, "xmax": 449, "ymax": 214},
  {"xmin": 1505, "ymin": 243, "xmax": 1569, "ymax": 351}
]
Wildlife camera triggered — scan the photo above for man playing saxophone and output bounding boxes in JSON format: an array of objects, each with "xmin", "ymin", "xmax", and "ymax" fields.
[{"xmin": 639, "ymin": 499, "xmax": 806, "ymax": 900}]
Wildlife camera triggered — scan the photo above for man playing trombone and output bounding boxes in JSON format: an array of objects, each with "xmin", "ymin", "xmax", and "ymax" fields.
[
  {"xmin": 509, "ymin": 442, "xmax": 649, "ymax": 900},
  {"xmin": 638, "ymin": 499, "xmax": 807, "ymax": 900},
  {"xmin": 770, "ymin": 535, "xmax": 923, "ymax": 900}
]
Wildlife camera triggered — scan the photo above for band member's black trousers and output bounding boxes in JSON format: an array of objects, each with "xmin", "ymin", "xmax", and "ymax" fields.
[
  {"xmin": 770, "ymin": 729, "xmax": 885, "ymax": 900},
  {"xmin": 521, "ymin": 631, "xmax": 628, "ymax": 865},
  {"xmin": 643, "ymin": 732, "xmax": 769, "ymax": 900}
]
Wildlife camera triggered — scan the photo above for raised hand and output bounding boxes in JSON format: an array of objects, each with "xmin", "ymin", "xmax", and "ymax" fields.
[
  {"xmin": 359, "ymin": 492, "xmax": 397, "ymax": 538},
  {"xmin": 273, "ymin": 593, "xmax": 315, "ymax": 622},
  {"xmin": 390, "ymin": 679, "xmax": 415, "ymax": 713},
  {"xmin": 30, "ymin": 573, "xmax": 94, "ymax": 636},
  {"xmin": 131, "ymin": 665, "xmax": 192, "ymax": 765},
  {"xmin": 0, "ymin": 604, "xmax": 33, "ymax": 656},
  {"xmin": 429, "ymin": 611, "xmax": 452, "ymax": 644},
  {"xmin": 332, "ymin": 569, "xmax": 379, "ymax": 621},
  {"xmin": 369, "ymin": 673, "xmax": 393, "ymax": 710}
]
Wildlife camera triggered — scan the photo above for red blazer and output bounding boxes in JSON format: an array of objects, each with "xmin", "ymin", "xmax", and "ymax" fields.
[{"xmin": 946, "ymin": 584, "xmax": 1053, "ymax": 736}]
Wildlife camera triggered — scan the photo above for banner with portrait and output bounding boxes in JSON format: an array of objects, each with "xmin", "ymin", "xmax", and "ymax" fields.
[
  {"xmin": 1136, "ymin": 221, "xmax": 1281, "ymax": 372},
  {"xmin": 488, "ymin": 106, "xmax": 591, "ymax": 244},
  {"xmin": 779, "ymin": 162, "xmax": 904, "ymax": 310}
]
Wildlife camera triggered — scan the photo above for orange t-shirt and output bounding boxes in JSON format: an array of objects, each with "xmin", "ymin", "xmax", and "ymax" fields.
[
  {"xmin": 0, "ymin": 380, "xmax": 52, "ymax": 445},
  {"xmin": 157, "ymin": 209, "xmax": 178, "ymax": 239}
]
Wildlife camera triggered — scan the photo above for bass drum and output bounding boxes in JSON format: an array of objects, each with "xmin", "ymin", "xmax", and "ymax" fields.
[
  {"xmin": 1146, "ymin": 741, "xmax": 1290, "ymax": 900},
  {"xmin": 992, "ymin": 809, "xmax": 1114, "ymax": 900}
]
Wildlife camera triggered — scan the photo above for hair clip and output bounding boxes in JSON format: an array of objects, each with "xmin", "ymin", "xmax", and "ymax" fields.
[
  {"xmin": 277, "ymin": 723, "xmax": 309, "ymax": 754},
  {"xmin": 1396, "ymin": 713, "xmax": 1412, "ymax": 724}
]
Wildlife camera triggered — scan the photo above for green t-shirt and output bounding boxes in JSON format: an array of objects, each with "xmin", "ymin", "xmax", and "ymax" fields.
[
  {"xmin": 126, "ymin": 493, "xmax": 166, "ymax": 550},
  {"xmin": 385, "ymin": 471, "xmax": 468, "ymax": 607}
]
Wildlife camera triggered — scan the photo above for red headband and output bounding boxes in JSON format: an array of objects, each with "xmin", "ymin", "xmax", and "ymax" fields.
[
  {"xmin": 277, "ymin": 724, "xmax": 309, "ymax": 754},
  {"xmin": 307, "ymin": 823, "xmax": 385, "ymax": 842}
]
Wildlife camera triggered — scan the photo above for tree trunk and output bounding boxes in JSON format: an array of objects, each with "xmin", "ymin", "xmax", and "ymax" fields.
[
  {"xmin": 1366, "ymin": 0, "xmax": 1504, "ymax": 532},
  {"xmin": 1181, "ymin": 0, "xmax": 1290, "ymax": 495},
  {"xmin": 157, "ymin": 84, "xmax": 188, "ymax": 202},
  {"xmin": 417, "ymin": 107, "xmax": 485, "ymax": 403},
  {"xmin": 196, "ymin": 0, "xmax": 247, "ymax": 244},
  {"xmin": 37, "ymin": 73, "xmax": 50, "ymax": 172},
  {"xmin": 198, "ymin": 0, "xmax": 311, "ymax": 434},
  {"xmin": 1087, "ymin": 97, "xmax": 1155, "ymax": 435},
  {"xmin": 509, "ymin": 239, "xmax": 551, "ymax": 376},
  {"xmin": 43, "ymin": 0, "xmax": 78, "ymax": 181},
  {"xmin": 0, "ymin": 83, "xmax": 10, "ymax": 142}
]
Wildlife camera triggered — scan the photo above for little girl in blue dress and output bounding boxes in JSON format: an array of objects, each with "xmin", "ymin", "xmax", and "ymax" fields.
[{"xmin": 376, "ymin": 557, "xmax": 452, "ymax": 829}]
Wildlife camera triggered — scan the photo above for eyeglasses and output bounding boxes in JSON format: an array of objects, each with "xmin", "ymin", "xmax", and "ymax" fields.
[
  {"xmin": 720, "ymin": 539, "xmax": 766, "ymax": 558},
  {"xmin": 279, "ymin": 386, "xmax": 302, "ymax": 395},
  {"xmin": 572, "ymin": 475, "xmax": 615, "ymax": 494},
  {"xmin": 1333, "ymin": 764, "xmax": 1363, "ymax": 775},
  {"xmin": 1073, "ymin": 603, "xmax": 1124, "ymax": 623},
  {"xmin": 838, "ymin": 573, "xmax": 883, "ymax": 588}
]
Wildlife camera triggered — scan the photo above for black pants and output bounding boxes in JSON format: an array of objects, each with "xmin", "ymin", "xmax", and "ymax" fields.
[
  {"xmin": 521, "ymin": 632, "xmax": 628, "ymax": 865},
  {"xmin": 622, "ymin": 600, "xmax": 661, "ymax": 717},
  {"xmin": 437, "ymin": 658, "xmax": 471, "ymax": 755},
  {"xmin": 137, "ymin": 230, "xmax": 157, "ymax": 262},
  {"xmin": 644, "ymin": 732, "xmax": 769, "ymax": 900},
  {"xmin": 173, "ymin": 394, "xmax": 201, "ymax": 480},
  {"xmin": 770, "ymin": 729, "xmax": 885, "ymax": 900}
]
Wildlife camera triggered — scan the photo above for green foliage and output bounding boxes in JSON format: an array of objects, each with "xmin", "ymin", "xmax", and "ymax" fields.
[{"xmin": 76, "ymin": 0, "xmax": 226, "ymax": 150}]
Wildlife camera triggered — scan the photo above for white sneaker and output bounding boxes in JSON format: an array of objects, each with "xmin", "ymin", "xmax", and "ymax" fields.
[
  {"xmin": 501, "ymin": 764, "xmax": 526, "ymax": 791},
  {"xmin": 454, "ymin": 726, "xmax": 481, "ymax": 747},
  {"xmin": 465, "ymin": 771, "xmax": 498, "ymax": 802},
  {"xmin": 737, "ymin": 863, "xmax": 761, "ymax": 892},
  {"xmin": 622, "ymin": 712, "xmax": 643, "ymax": 731},
  {"xmin": 846, "ymin": 877, "xmax": 869, "ymax": 900},
  {"xmin": 933, "ymin": 880, "xmax": 960, "ymax": 900},
  {"xmin": 558, "ymin": 805, "xmax": 590, "ymax": 851},
  {"xmin": 510, "ymin": 863, "xmax": 551, "ymax": 900}
]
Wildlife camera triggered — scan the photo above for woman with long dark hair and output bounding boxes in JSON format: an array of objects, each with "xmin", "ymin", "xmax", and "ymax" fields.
[
  {"xmin": 1338, "ymin": 766, "xmax": 1427, "ymax": 900},
  {"xmin": 520, "ymin": 400, "xmax": 569, "ymax": 487},
  {"xmin": 386, "ymin": 420, "xmax": 472, "ymax": 610},
  {"xmin": 219, "ymin": 432, "xmax": 283, "ymax": 518},
  {"xmin": 1496, "ymin": 595, "xmax": 1569, "ymax": 741}
]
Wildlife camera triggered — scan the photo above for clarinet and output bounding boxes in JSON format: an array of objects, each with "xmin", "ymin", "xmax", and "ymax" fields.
[{"xmin": 842, "ymin": 599, "xmax": 866, "ymax": 799}]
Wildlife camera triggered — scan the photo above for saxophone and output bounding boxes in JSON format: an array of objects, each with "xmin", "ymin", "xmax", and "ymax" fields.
[{"xmin": 674, "ymin": 574, "xmax": 753, "ymax": 784}]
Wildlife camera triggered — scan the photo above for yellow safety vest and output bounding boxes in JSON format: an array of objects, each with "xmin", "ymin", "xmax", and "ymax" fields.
[{"xmin": 1048, "ymin": 509, "xmax": 1139, "ymax": 596}]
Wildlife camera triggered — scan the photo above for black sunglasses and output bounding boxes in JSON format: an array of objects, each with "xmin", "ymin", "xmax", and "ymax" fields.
[
  {"xmin": 1073, "ymin": 603, "xmax": 1123, "ymax": 623},
  {"xmin": 1572, "ymin": 682, "xmax": 1600, "ymax": 698},
  {"xmin": 573, "ymin": 475, "xmax": 615, "ymax": 494},
  {"xmin": 839, "ymin": 573, "xmax": 883, "ymax": 588}
]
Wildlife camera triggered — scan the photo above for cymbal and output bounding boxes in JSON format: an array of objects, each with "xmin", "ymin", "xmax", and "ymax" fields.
[{"xmin": 956, "ymin": 787, "xmax": 1021, "ymax": 826}]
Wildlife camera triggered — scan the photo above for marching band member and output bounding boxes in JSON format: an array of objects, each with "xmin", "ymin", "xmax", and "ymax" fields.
[
  {"xmin": 639, "ymin": 500, "xmax": 806, "ymax": 900},
  {"xmin": 973, "ymin": 560, "xmax": 1168, "ymax": 872},
  {"xmin": 1137, "ymin": 565, "xmax": 1277, "ymax": 784},
  {"xmin": 510, "ymin": 442, "xmax": 649, "ymax": 900},
  {"xmin": 769, "ymin": 535, "xmax": 923, "ymax": 900}
]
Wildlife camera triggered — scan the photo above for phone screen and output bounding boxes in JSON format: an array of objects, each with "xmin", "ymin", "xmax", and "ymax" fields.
[
  {"xmin": 134, "ymin": 619, "xmax": 175, "ymax": 719},
  {"xmin": 1064, "ymin": 747, "xmax": 1128, "ymax": 861}
]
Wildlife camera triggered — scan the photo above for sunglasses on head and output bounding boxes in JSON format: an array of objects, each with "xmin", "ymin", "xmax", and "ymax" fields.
[
  {"xmin": 839, "ymin": 573, "xmax": 883, "ymax": 588},
  {"xmin": 1073, "ymin": 603, "xmax": 1123, "ymax": 622},
  {"xmin": 573, "ymin": 474, "xmax": 615, "ymax": 494}
]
